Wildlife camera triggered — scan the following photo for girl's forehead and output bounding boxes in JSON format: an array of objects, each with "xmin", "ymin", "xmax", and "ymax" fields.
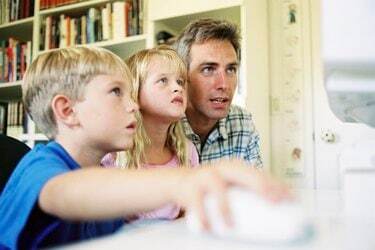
[{"xmin": 148, "ymin": 56, "xmax": 184, "ymax": 75}]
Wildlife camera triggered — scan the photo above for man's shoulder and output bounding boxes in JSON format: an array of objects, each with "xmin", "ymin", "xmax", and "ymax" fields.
[
  {"xmin": 228, "ymin": 105, "xmax": 252, "ymax": 116},
  {"xmin": 226, "ymin": 105, "xmax": 254, "ymax": 123}
]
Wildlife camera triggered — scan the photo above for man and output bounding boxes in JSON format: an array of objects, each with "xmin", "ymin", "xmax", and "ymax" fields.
[{"xmin": 174, "ymin": 18, "xmax": 262, "ymax": 168}]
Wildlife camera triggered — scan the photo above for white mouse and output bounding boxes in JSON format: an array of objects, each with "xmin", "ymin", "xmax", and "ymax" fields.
[{"xmin": 186, "ymin": 187, "xmax": 312, "ymax": 243}]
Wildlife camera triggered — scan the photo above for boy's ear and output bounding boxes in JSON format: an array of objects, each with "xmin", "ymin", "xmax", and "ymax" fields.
[{"xmin": 51, "ymin": 94, "xmax": 79, "ymax": 126}]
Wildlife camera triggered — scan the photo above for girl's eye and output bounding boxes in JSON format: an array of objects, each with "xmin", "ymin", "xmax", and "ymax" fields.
[
  {"xmin": 157, "ymin": 77, "xmax": 168, "ymax": 84},
  {"xmin": 111, "ymin": 87, "xmax": 122, "ymax": 96},
  {"xmin": 177, "ymin": 79, "xmax": 185, "ymax": 86}
]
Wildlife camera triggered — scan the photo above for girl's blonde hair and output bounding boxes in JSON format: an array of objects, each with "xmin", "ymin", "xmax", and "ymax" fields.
[
  {"xmin": 23, "ymin": 47, "xmax": 133, "ymax": 139},
  {"xmin": 121, "ymin": 46, "xmax": 189, "ymax": 169}
]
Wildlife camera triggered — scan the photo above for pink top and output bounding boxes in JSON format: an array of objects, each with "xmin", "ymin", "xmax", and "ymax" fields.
[{"xmin": 101, "ymin": 140, "xmax": 199, "ymax": 220}]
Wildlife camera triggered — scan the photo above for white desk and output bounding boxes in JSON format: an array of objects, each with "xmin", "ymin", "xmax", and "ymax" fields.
[{"xmin": 58, "ymin": 190, "xmax": 375, "ymax": 250}]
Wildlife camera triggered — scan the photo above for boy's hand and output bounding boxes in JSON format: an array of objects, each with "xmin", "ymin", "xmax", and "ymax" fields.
[{"xmin": 173, "ymin": 159, "xmax": 291, "ymax": 231}]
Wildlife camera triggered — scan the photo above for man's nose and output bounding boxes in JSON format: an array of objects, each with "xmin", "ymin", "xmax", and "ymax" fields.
[{"xmin": 214, "ymin": 70, "xmax": 229, "ymax": 90}]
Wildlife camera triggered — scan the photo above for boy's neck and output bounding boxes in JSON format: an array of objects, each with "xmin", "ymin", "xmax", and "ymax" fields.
[{"xmin": 55, "ymin": 135, "xmax": 105, "ymax": 167}]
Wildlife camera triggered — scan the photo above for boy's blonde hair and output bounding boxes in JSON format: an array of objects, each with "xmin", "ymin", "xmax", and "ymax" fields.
[
  {"xmin": 123, "ymin": 46, "xmax": 189, "ymax": 169},
  {"xmin": 23, "ymin": 47, "xmax": 133, "ymax": 139}
]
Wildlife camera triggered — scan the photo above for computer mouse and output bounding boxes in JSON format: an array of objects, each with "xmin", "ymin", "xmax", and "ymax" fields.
[{"xmin": 186, "ymin": 187, "xmax": 313, "ymax": 243}]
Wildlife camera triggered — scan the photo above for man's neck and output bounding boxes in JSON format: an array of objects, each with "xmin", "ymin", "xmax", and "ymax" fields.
[{"xmin": 186, "ymin": 112, "xmax": 218, "ymax": 144}]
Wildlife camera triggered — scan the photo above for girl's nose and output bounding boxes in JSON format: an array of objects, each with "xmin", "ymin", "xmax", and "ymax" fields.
[
  {"xmin": 172, "ymin": 81, "xmax": 184, "ymax": 93},
  {"xmin": 126, "ymin": 98, "xmax": 139, "ymax": 113}
]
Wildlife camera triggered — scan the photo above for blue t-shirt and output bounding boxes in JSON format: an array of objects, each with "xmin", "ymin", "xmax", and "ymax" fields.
[{"xmin": 0, "ymin": 141, "xmax": 124, "ymax": 249}]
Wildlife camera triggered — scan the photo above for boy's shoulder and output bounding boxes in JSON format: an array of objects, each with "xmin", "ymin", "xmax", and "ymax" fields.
[
  {"xmin": 0, "ymin": 141, "xmax": 79, "ymax": 249},
  {"xmin": 21, "ymin": 142, "xmax": 79, "ymax": 171}
]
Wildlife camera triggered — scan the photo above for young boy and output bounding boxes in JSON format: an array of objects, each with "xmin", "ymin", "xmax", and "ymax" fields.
[{"xmin": 0, "ymin": 47, "xmax": 288, "ymax": 249}]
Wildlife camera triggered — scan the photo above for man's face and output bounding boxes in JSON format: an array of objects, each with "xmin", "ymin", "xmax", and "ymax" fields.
[{"xmin": 187, "ymin": 39, "xmax": 238, "ymax": 124}]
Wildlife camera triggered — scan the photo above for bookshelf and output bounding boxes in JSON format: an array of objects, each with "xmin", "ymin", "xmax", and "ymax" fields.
[
  {"xmin": 0, "ymin": 0, "xmax": 145, "ymax": 147},
  {"xmin": 0, "ymin": 0, "xmax": 271, "ymax": 169}
]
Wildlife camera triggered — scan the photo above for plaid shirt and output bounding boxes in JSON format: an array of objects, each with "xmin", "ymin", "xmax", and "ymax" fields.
[{"xmin": 182, "ymin": 105, "xmax": 263, "ymax": 168}]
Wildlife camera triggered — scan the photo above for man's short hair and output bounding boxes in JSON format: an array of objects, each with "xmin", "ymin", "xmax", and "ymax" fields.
[
  {"xmin": 174, "ymin": 18, "xmax": 241, "ymax": 67},
  {"xmin": 23, "ymin": 47, "xmax": 132, "ymax": 139}
]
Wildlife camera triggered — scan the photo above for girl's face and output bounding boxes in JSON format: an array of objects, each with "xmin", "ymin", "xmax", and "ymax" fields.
[{"xmin": 139, "ymin": 55, "xmax": 187, "ymax": 123}]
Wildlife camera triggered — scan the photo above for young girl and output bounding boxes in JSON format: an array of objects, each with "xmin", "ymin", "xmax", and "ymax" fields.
[{"xmin": 102, "ymin": 46, "xmax": 199, "ymax": 220}]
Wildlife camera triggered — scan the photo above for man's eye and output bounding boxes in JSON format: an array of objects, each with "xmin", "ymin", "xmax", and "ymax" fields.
[
  {"xmin": 227, "ymin": 66, "xmax": 238, "ymax": 74},
  {"xmin": 157, "ymin": 77, "xmax": 168, "ymax": 84},
  {"xmin": 111, "ymin": 87, "xmax": 122, "ymax": 96},
  {"xmin": 202, "ymin": 67, "xmax": 214, "ymax": 74}
]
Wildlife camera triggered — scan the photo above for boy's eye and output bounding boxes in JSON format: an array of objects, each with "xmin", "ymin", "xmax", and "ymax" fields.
[
  {"xmin": 110, "ymin": 87, "xmax": 122, "ymax": 96},
  {"xmin": 157, "ymin": 77, "xmax": 168, "ymax": 84}
]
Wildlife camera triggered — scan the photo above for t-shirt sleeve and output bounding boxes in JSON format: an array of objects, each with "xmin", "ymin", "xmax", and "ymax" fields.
[
  {"xmin": 100, "ymin": 152, "xmax": 117, "ymax": 167},
  {"xmin": 0, "ymin": 153, "xmax": 69, "ymax": 249},
  {"xmin": 187, "ymin": 140, "xmax": 200, "ymax": 168}
]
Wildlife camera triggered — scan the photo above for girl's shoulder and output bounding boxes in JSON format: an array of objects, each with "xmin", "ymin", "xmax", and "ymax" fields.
[{"xmin": 186, "ymin": 139, "xmax": 199, "ymax": 168}]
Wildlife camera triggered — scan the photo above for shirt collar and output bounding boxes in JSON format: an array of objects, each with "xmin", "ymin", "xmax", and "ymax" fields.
[{"xmin": 181, "ymin": 115, "xmax": 229, "ymax": 141}]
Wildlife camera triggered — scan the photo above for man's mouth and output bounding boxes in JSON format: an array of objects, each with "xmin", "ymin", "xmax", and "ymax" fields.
[{"xmin": 210, "ymin": 97, "xmax": 228, "ymax": 103}]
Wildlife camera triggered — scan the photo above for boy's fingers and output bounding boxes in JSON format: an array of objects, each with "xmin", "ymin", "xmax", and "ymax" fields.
[
  {"xmin": 215, "ymin": 161, "xmax": 291, "ymax": 202},
  {"xmin": 216, "ymin": 188, "xmax": 232, "ymax": 228},
  {"xmin": 191, "ymin": 187, "xmax": 210, "ymax": 231},
  {"xmin": 203, "ymin": 170, "xmax": 232, "ymax": 228}
]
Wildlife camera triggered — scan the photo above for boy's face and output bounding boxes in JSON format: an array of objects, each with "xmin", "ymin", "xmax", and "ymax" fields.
[
  {"xmin": 74, "ymin": 74, "xmax": 138, "ymax": 152},
  {"xmin": 139, "ymin": 56, "xmax": 187, "ymax": 123}
]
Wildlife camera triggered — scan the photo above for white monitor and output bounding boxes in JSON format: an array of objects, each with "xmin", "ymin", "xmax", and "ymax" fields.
[{"xmin": 322, "ymin": 0, "xmax": 375, "ymax": 128}]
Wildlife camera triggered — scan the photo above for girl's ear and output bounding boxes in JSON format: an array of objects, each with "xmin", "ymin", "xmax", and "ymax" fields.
[{"xmin": 51, "ymin": 94, "xmax": 79, "ymax": 126}]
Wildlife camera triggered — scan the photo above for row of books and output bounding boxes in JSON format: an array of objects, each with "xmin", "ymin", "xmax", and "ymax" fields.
[
  {"xmin": 0, "ymin": 101, "xmax": 27, "ymax": 138},
  {"xmin": 0, "ymin": 0, "xmax": 35, "ymax": 25},
  {"xmin": 40, "ymin": 0, "xmax": 86, "ymax": 10},
  {"xmin": 40, "ymin": 0, "xmax": 143, "ymax": 50},
  {"xmin": 0, "ymin": 38, "xmax": 32, "ymax": 83}
]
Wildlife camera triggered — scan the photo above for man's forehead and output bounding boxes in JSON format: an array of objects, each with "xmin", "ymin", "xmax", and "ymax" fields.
[
  {"xmin": 190, "ymin": 50, "xmax": 237, "ymax": 67},
  {"xmin": 190, "ymin": 40, "xmax": 237, "ymax": 60}
]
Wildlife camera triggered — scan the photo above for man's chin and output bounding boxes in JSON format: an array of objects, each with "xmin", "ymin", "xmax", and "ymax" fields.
[{"xmin": 207, "ymin": 109, "xmax": 230, "ymax": 120}]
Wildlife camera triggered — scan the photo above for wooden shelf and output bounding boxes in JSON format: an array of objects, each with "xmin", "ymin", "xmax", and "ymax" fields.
[
  {"xmin": 0, "ymin": 17, "xmax": 34, "ymax": 29},
  {"xmin": 0, "ymin": 17, "xmax": 34, "ymax": 41},
  {"xmin": 19, "ymin": 133, "xmax": 48, "ymax": 142},
  {"xmin": 39, "ymin": 0, "xmax": 110, "ymax": 16},
  {"xmin": 37, "ymin": 34, "xmax": 147, "ymax": 58},
  {"xmin": 0, "ymin": 81, "xmax": 23, "ymax": 101}
]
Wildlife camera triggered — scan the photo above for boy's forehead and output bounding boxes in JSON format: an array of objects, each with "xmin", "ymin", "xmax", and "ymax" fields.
[{"xmin": 89, "ymin": 74, "xmax": 131, "ymax": 89}]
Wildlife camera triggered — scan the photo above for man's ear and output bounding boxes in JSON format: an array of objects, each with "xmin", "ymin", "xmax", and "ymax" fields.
[{"xmin": 51, "ymin": 94, "xmax": 79, "ymax": 126}]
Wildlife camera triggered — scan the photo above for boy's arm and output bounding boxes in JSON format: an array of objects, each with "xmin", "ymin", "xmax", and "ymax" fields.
[
  {"xmin": 39, "ymin": 167, "xmax": 188, "ymax": 220},
  {"xmin": 39, "ymin": 160, "xmax": 289, "ymax": 228}
]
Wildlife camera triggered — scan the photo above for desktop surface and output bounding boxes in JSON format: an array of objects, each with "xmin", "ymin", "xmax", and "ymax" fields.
[{"xmin": 56, "ymin": 189, "xmax": 375, "ymax": 250}]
